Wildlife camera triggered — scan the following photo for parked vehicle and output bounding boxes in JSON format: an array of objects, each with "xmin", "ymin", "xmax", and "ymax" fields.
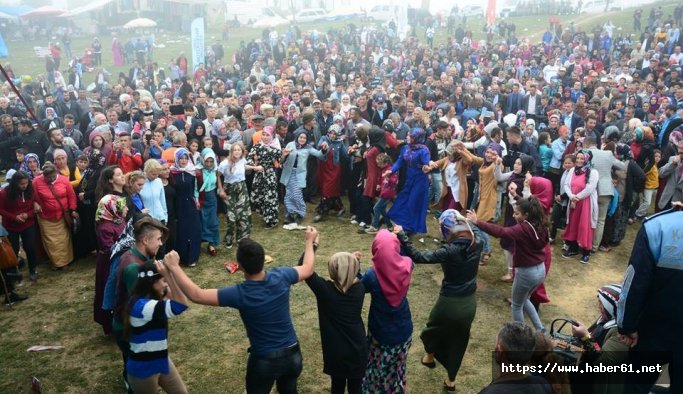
[
  {"xmin": 288, "ymin": 8, "xmax": 327, "ymax": 23},
  {"xmin": 225, "ymin": 1, "xmax": 284, "ymax": 26},
  {"xmin": 459, "ymin": 5, "xmax": 485, "ymax": 18},
  {"xmin": 367, "ymin": 4, "xmax": 401, "ymax": 22}
]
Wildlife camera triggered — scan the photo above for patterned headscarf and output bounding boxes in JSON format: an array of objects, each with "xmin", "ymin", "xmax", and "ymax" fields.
[
  {"xmin": 575, "ymin": 149, "xmax": 593, "ymax": 181},
  {"xmin": 327, "ymin": 252, "xmax": 360, "ymax": 294},
  {"xmin": 438, "ymin": 209, "xmax": 475, "ymax": 247},
  {"xmin": 669, "ymin": 130, "xmax": 683, "ymax": 146},
  {"xmin": 172, "ymin": 148, "xmax": 196, "ymax": 176},
  {"xmin": 260, "ymin": 126, "xmax": 281, "ymax": 150},
  {"xmin": 409, "ymin": 128, "xmax": 426, "ymax": 147},
  {"xmin": 95, "ymin": 194, "xmax": 127, "ymax": 224},
  {"xmin": 20, "ymin": 153, "xmax": 40, "ymax": 179},
  {"xmin": 211, "ymin": 119, "xmax": 228, "ymax": 139},
  {"xmin": 598, "ymin": 284, "xmax": 622, "ymax": 329}
]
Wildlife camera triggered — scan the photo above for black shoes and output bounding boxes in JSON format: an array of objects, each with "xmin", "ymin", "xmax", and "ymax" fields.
[{"xmin": 5, "ymin": 291, "xmax": 28, "ymax": 305}]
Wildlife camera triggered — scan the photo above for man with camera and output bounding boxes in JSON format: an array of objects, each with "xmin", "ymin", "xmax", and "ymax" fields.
[{"xmin": 108, "ymin": 132, "xmax": 142, "ymax": 173}]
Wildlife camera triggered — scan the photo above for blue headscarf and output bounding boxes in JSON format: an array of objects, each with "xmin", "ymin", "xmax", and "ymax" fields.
[{"xmin": 199, "ymin": 148, "xmax": 217, "ymax": 192}]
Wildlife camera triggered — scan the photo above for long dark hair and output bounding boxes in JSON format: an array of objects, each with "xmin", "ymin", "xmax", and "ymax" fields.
[
  {"xmin": 95, "ymin": 165, "xmax": 121, "ymax": 201},
  {"xmin": 122, "ymin": 260, "xmax": 164, "ymax": 341},
  {"xmin": 7, "ymin": 170, "xmax": 33, "ymax": 200},
  {"xmin": 516, "ymin": 196, "xmax": 549, "ymax": 233}
]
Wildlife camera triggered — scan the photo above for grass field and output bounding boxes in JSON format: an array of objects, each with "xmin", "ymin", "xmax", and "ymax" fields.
[
  {"xmin": 0, "ymin": 3, "xmax": 665, "ymax": 393},
  {"xmin": 0, "ymin": 197, "xmax": 635, "ymax": 393},
  {"xmin": 0, "ymin": 1, "xmax": 676, "ymax": 89}
]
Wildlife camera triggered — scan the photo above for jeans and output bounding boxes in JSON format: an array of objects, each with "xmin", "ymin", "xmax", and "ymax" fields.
[
  {"xmin": 429, "ymin": 172, "xmax": 442, "ymax": 206},
  {"xmin": 592, "ymin": 195, "xmax": 613, "ymax": 251},
  {"xmin": 371, "ymin": 198, "xmax": 392, "ymax": 229},
  {"xmin": 635, "ymin": 188, "xmax": 657, "ymax": 217},
  {"xmin": 7, "ymin": 224, "xmax": 38, "ymax": 275},
  {"xmin": 511, "ymin": 263, "xmax": 546, "ymax": 331},
  {"xmin": 246, "ymin": 343, "xmax": 303, "ymax": 394},
  {"xmin": 480, "ymin": 231, "xmax": 491, "ymax": 253}
]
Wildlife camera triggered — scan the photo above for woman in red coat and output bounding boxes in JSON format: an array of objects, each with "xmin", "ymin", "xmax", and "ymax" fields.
[
  {"xmin": 33, "ymin": 163, "xmax": 78, "ymax": 269},
  {"xmin": 0, "ymin": 170, "xmax": 39, "ymax": 281}
]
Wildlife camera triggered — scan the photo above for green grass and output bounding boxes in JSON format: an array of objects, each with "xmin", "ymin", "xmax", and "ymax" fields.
[
  {"xmin": 0, "ymin": 198, "xmax": 635, "ymax": 393},
  {"xmin": 1, "ymin": 0, "xmax": 675, "ymax": 89}
]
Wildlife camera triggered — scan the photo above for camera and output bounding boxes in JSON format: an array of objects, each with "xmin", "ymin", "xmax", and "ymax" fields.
[{"xmin": 145, "ymin": 133, "xmax": 152, "ymax": 144}]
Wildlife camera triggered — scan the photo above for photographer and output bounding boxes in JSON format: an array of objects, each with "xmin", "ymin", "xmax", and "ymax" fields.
[
  {"xmin": 142, "ymin": 129, "xmax": 170, "ymax": 161},
  {"xmin": 107, "ymin": 132, "xmax": 143, "ymax": 173}
]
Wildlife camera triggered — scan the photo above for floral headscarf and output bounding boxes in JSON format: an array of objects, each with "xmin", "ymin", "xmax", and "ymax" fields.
[
  {"xmin": 172, "ymin": 148, "xmax": 196, "ymax": 176},
  {"xmin": 20, "ymin": 153, "xmax": 40, "ymax": 179},
  {"xmin": 95, "ymin": 194, "xmax": 127, "ymax": 224},
  {"xmin": 260, "ymin": 126, "xmax": 281, "ymax": 150}
]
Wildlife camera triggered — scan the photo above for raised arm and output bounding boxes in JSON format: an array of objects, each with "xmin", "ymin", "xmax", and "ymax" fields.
[
  {"xmin": 165, "ymin": 251, "xmax": 219, "ymax": 306},
  {"xmin": 293, "ymin": 226, "xmax": 318, "ymax": 282},
  {"xmin": 155, "ymin": 254, "xmax": 188, "ymax": 305}
]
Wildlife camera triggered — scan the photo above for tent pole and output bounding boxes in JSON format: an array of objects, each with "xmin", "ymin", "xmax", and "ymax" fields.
[{"xmin": 0, "ymin": 63, "xmax": 37, "ymax": 121}]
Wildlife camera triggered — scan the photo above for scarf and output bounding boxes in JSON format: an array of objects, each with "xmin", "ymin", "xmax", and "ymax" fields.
[
  {"xmin": 199, "ymin": 148, "xmax": 217, "ymax": 192},
  {"xmin": 172, "ymin": 148, "xmax": 197, "ymax": 176},
  {"xmin": 293, "ymin": 130, "xmax": 309, "ymax": 149},
  {"xmin": 21, "ymin": 153, "xmax": 40, "ymax": 180},
  {"xmin": 260, "ymin": 126, "xmax": 281, "ymax": 150},
  {"xmin": 371, "ymin": 229, "xmax": 413, "ymax": 308},
  {"xmin": 575, "ymin": 149, "xmax": 593, "ymax": 176},
  {"xmin": 211, "ymin": 119, "xmax": 228, "ymax": 140},
  {"xmin": 529, "ymin": 177, "xmax": 554, "ymax": 214},
  {"xmin": 95, "ymin": 194, "xmax": 127, "ymax": 224},
  {"xmin": 327, "ymin": 252, "xmax": 360, "ymax": 294},
  {"xmin": 369, "ymin": 127, "xmax": 387, "ymax": 152}
]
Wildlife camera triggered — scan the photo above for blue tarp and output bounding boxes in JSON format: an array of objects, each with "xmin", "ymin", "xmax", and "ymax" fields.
[
  {"xmin": 0, "ymin": 5, "xmax": 33, "ymax": 17},
  {"xmin": 0, "ymin": 33, "xmax": 8, "ymax": 57}
]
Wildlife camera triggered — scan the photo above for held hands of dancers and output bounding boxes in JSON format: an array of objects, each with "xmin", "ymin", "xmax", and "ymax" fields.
[
  {"xmin": 466, "ymin": 210, "xmax": 478, "ymax": 224},
  {"xmin": 392, "ymin": 225, "xmax": 403, "ymax": 234},
  {"xmin": 162, "ymin": 250, "xmax": 181, "ymax": 269}
]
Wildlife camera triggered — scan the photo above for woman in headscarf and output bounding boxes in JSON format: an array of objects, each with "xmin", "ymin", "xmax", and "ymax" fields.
[
  {"xmin": 280, "ymin": 130, "xmax": 327, "ymax": 229},
  {"xmin": 493, "ymin": 153, "xmax": 535, "ymax": 281},
  {"xmin": 314, "ymin": 124, "xmax": 348, "ymax": 223},
  {"xmin": 396, "ymin": 211, "xmax": 482, "ymax": 392},
  {"xmin": 171, "ymin": 148, "xmax": 201, "ymax": 266},
  {"xmin": 33, "ymin": 162, "xmax": 78, "ymax": 269},
  {"xmin": 74, "ymin": 150, "xmax": 107, "ymax": 258},
  {"xmin": 20, "ymin": 153, "xmax": 42, "ymax": 180},
  {"xmin": 52, "ymin": 148, "xmax": 81, "ymax": 188},
  {"xmin": 41, "ymin": 107, "xmax": 64, "ymax": 131},
  {"xmin": 198, "ymin": 148, "xmax": 224, "ymax": 256},
  {"xmin": 340, "ymin": 95, "xmax": 352, "ymax": 119},
  {"xmin": 94, "ymin": 194, "xmax": 129, "ymax": 335},
  {"xmin": 386, "ymin": 128, "xmax": 431, "ymax": 235},
  {"xmin": 211, "ymin": 118, "xmax": 241, "ymax": 160},
  {"xmin": 247, "ymin": 125, "xmax": 282, "ymax": 229},
  {"xmin": 299, "ymin": 239, "xmax": 367, "ymax": 394},
  {"xmin": 358, "ymin": 127, "xmax": 388, "ymax": 229},
  {"xmin": 562, "ymin": 150, "xmax": 599, "ymax": 263},
  {"xmin": 83, "ymin": 129, "xmax": 112, "ymax": 159},
  {"xmin": 361, "ymin": 229, "xmax": 414, "ymax": 394}
]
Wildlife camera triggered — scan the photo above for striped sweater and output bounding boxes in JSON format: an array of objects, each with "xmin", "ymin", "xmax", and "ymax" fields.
[{"xmin": 126, "ymin": 298, "xmax": 187, "ymax": 379}]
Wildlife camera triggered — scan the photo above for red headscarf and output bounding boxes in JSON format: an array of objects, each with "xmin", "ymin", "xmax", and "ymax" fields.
[
  {"xmin": 371, "ymin": 230, "xmax": 413, "ymax": 308},
  {"xmin": 529, "ymin": 177, "xmax": 554, "ymax": 215}
]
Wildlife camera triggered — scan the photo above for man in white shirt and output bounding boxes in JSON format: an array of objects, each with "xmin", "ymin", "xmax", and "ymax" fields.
[{"xmin": 523, "ymin": 84, "xmax": 541, "ymax": 115}]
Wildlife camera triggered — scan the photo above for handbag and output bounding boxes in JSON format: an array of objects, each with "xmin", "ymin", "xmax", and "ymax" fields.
[
  {"xmin": 0, "ymin": 236, "xmax": 18, "ymax": 270},
  {"xmin": 47, "ymin": 182, "xmax": 75, "ymax": 232},
  {"xmin": 549, "ymin": 318, "xmax": 585, "ymax": 366}
]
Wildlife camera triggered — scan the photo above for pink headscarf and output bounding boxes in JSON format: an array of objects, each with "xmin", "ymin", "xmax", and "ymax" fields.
[
  {"xmin": 529, "ymin": 177, "xmax": 553, "ymax": 215},
  {"xmin": 371, "ymin": 230, "xmax": 413, "ymax": 308},
  {"xmin": 260, "ymin": 126, "xmax": 281, "ymax": 150}
]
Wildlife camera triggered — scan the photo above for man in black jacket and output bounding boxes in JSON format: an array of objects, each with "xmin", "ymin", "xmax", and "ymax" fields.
[
  {"xmin": 0, "ymin": 119, "xmax": 50, "ymax": 163},
  {"xmin": 504, "ymin": 126, "xmax": 542, "ymax": 175}
]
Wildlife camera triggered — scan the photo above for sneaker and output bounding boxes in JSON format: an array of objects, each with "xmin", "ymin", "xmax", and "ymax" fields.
[
  {"xmin": 283, "ymin": 223, "xmax": 296, "ymax": 230},
  {"xmin": 336, "ymin": 208, "xmax": 346, "ymax": 217},
  {"xmin": 29, "ymin": 273, "xmax": 38, "ymax": 282},
  {"xmin": 225, "ymin": 239, "xmax": 233, "ymax": 249},
  {"xmin": 562, "ymin": 250, "xmax": 579, "ymax": 258},
  {"xmin": 295, "ymin": 224, "xmax": 307, "ymax": 230},
  {"xmin": 599, "ymin": 245, "xmax": 611, "ymax": 252},
  {"xmin": 561, "ymin": 243, "xmax": 569, "ymax": 251},
  {"xmin": 357, "ymin": 226, "xmax": 368, "ymax": 234},
  {"xmin": 350, "ymin": 219, "xmax": 359, "ymax": 225},
  {"xmin": 188, "ymin": 262, "xmax": 197, "ymax": 267},
  {"xmin": 365, "ymin": 226, "xmax": 379, "ymax": 234},
  {"xmin": 312, "ymin": 215, "xmax": 322, "ymax": 223},
  {"xmin": 358, "ymin": 222, "xmax": 366, "ymax": 227},
  {"xmin": 580, "ymin": 255, "xmax": 590, "ymax": 264}
]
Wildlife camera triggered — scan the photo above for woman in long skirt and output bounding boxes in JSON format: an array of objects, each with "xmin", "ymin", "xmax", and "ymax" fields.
[
  {"xmin": 386, "ymin": 128, "xmax": 431, "ymax": 234},
  {"xmin": 198, "ymin": 148, "xmax": 223, "ymax": 256},
  {"xmin": 218, "ymin": 143, "xmax": 251, "ymax": 248},
  {"xmin": 94, "ymin": 194, "xmax": 128, "ymax": 335},
  {"xmin": 75, "ymin": 150, "xmax": 107, "ymax": 257},
  {"xmin": 171, "ymin": 148, "xmax": 201, "ymax": 267},
  {"xmin": 159, "ymin": 161, "xmax": 176, "ymax": 255},
  {"xmin": 396, "ymin": 210, "xmax": 482, "ymax": 391},
  {"xmin": 247, "ymin": 126, "xmax": 281, "ymax": 229},
  {"xmin": 361, "ymin": 229, "xmax": 414, "ymax": 393}
]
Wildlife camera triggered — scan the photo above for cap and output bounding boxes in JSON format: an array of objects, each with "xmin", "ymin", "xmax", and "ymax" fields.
[
  {"xmin": 312, "ymin": 99, "xmax": 321, "ymax": 104},
  {"xmin": 251, "ymin": 114, "xmax": 265, "ymax": 121},
  {"xmin": 559, "ymin": 67, "xmax": 567, "ymax": 71}
]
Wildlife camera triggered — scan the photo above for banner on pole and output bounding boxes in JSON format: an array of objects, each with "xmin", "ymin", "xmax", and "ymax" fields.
[
  {"xmin": 487, "ymin": 0, "xmax": 497, "ymax": 26},
  {"xmin": 191, "ymin": 17, "xmax": 205, "ymax": 72}
]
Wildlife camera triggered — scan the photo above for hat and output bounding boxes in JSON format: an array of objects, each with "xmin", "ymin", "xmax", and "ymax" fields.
[
  {"xmin": 375, "ymin": 95, "xmax": 386, "ymax": 103},
  {"xmin": 137, "ymin": 260, "xmax": 160, "ymax": 279},
  {"xmin": 312, "ymin": 99, "xmax": 321, "ymax": 104},
  {"xmin": 597, "ymin": 284, "xmax": 622, "ymax": 320},
  {"xmin": 142, "ymin": 109, "xmax": 154, "ymax": 116}
]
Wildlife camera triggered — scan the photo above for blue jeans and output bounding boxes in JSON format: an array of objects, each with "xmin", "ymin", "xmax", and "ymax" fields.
[
  {"xmin": 511, "ymin": 263, "xmax": 545, "ymax": 331},
  {"xmin": 372, "ymin": 198, "xmax": 392, "ymax": 229},
  {"xmin": 246, "ymin": 343, "xmax": 303, "ymax": 394},
  {"xmin": 480, "ymin": 231, "xmax": 491, "ymax": 253},
  {"xmin": 429, "ymin": 172, "xmax": 442, "ymax": 205}
]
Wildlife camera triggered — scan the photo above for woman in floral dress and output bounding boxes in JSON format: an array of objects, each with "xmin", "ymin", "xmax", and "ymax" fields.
[{"xmin": 247, "ymin": 126, "xmax": 281, "ymax": 229}]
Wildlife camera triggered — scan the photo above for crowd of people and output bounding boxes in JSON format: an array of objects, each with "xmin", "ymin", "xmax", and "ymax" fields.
[{"xmin": 1, "ymin": 4, "xmax": 683, "ymax": 394}]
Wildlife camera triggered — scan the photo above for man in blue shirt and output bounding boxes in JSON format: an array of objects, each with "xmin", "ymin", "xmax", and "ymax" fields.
[{"xmin": 167, "ymin": 227, "xmax": 318, "ymax": 393}]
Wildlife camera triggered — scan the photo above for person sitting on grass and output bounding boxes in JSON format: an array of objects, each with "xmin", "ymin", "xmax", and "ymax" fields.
[{"xmin": 164, "ymin": 227, "xmax": 318, "ymax": 394}]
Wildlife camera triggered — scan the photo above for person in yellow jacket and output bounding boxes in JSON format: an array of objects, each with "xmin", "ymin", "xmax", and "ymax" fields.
[{"xmin": 635, "ymin": 149, "xmax": 660, "ymax": 219}]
